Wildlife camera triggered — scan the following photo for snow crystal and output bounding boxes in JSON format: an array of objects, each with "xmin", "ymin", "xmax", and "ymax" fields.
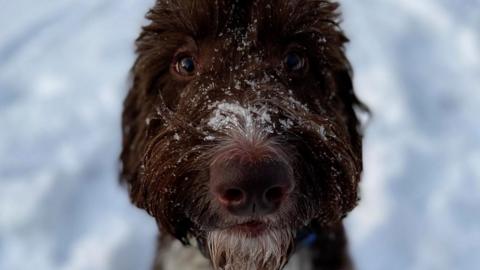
[
  {"xmin": 279, "ymin": 118, "xmax": 294, "ymax": 129},
  {"xmin": 318, "ymin": 125, "xmax": 326, "ymax": 140},
  {"xmin": 207, "ymin": 102, "xmax": 275, "ymax": 137},
  {"xmin": 244, "ymin": 79, "xmax": 257, "ymax": 89},
  {"xmin": 204, "ymin": 135, "xmax": 216, "ymax": 141},
  {"xmin": 234, "ymin": 80, "xmax": 241, "ymax": 90}
]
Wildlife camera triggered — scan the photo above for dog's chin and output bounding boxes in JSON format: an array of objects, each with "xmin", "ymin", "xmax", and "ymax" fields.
[{"xmin": 207, "ymin": 223, "xmax": 294, "ymax": 270}]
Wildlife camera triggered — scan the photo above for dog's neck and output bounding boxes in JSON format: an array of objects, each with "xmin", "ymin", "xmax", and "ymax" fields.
[
  {"xmin": 156, "ymin": 238, "xmax": 313, "ymax": 270},
  {"xmin": 155, "ymin": 240, "xmax": 210, "ymax": 270}
]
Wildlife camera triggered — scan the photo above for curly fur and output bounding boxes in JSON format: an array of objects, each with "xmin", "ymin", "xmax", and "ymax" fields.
[{"xmin": 120, "ymin": 1, "xmax": 367, "ymax": 269}]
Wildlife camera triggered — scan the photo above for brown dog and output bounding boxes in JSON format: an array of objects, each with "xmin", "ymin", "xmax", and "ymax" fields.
[{"xmin": 120, "ymin": 0, "xmax": 366, "ymax": 269}]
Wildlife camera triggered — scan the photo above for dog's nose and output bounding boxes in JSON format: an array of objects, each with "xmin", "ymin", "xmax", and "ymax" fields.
[{"xmin": 210, "ymin": 160, "xmax": 294, "ymax": 216}]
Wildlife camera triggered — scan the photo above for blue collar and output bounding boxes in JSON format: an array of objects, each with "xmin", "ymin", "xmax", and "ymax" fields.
[{"xmin": 295, "ymin": 230, "xmax": 317, "ymax": 249}]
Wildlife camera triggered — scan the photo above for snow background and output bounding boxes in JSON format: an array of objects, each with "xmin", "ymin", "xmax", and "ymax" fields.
[{"xmin": 0, "ymin": 0, "xmax": 479, "ymax": 269}]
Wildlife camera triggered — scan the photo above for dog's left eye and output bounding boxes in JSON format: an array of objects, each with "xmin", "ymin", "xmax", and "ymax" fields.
[
  {"xmin": 283, "ymin": 52, "xmax": 306, "ymax": 72},
  {"xmin": 175, "ymin": 56, "xmax": 197, "ymax": 76}
]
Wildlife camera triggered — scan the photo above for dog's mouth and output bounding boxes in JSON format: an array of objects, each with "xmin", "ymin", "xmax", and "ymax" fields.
[
  {"xmin": 205, "ymin": 221, "xmax": 295, "ymax": 270},
  {"xmin": 227, "ymin": 220, "xmax": 268, "ymax": 237}
]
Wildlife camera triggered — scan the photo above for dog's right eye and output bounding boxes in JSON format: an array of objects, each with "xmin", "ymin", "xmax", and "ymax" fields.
[
  {"xmin": 283, "ymin": 52, "xmax": 307, "ymax": 73},
  {"xmin": 174, "ymin": 56, "xmax": 197, "ymax": 77}
]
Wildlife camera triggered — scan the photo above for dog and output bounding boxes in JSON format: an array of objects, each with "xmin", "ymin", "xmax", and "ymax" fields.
[{"xmin": 120, "ymin": 0, "xmax": 367, "ymax": 269}]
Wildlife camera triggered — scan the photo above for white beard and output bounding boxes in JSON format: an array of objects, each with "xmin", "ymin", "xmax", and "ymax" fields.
[{"xmin": 207, "ymin": 229, "xmax": 294, "ymax": 270}]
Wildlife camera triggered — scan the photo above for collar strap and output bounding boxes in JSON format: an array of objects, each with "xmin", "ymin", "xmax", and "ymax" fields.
[{"xmin": 295, "ymin": 229, "xmax": 317, "ymax": 249}]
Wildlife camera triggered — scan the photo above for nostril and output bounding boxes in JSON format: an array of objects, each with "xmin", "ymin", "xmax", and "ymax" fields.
[
  {"xmin": 264, "ymin": 186, "xmax": 286, "ymax": 203},
  {"xmin": 221, "ymin": 188, "xmax": 245, "ymax": 204}
]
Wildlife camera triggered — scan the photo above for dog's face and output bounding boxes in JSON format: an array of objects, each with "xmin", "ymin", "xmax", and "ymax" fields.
[{"xmin": 121, "ymin": 0, "xmax": 364, "ymax": 269}]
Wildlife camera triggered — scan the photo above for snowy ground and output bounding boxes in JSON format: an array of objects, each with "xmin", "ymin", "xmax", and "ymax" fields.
[{"xmin": 0, "ymin": 0, "xmax": 479, "ymax": 270}]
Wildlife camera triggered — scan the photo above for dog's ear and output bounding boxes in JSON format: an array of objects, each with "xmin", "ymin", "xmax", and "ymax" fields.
[
  {"xmin": 120, "ymin": 77, "xmax": 140, "ymax": 195},
  {"xmin": 335, "ymin": 67, "xmax": 364, "ymax": 152},
  {"xmin": 332, "ymin": 64, "xmax": 368, "ymax": 195},
  {"xmin": 120, "ymin": 74, "xmax": 152, "ymax": 209},
  {"xmin": 335, "ymin": 66, "xmax": 368, "ymax": 146}
]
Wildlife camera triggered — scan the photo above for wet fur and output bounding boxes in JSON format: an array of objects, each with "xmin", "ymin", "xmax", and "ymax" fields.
[{"xmin": 121, "ymin": 0, "xmax": 366, "ymax": 269}]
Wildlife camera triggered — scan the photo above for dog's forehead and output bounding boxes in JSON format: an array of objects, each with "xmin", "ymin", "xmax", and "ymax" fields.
[{"xmin": 152, "ymin": 0, "xmax": 339, "ymax": 41}]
